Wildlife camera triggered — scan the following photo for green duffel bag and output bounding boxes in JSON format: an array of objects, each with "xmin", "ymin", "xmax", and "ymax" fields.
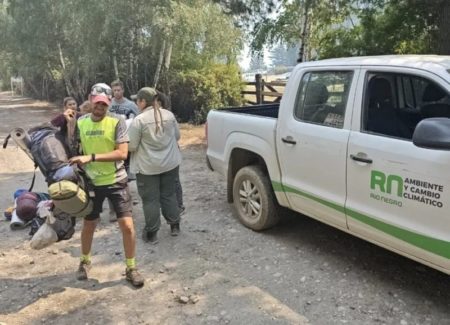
[{"xmin": 48, "ymin": 180, "xmax": 93, "ymax": 218}]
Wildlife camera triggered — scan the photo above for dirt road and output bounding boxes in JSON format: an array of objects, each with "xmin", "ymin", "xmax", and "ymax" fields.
[{"xmin": 0, "ymin": 93, "xmax": 449, "ymax": 325}]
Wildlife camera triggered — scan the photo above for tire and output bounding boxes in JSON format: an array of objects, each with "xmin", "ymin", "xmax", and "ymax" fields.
[{"xmin": 232, "ymin": 165, "xmax": 280, "ymax": 231}]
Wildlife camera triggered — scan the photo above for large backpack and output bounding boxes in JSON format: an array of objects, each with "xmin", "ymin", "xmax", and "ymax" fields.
[
  {"xmin": 5, "ymin": 124, "xmax": 93, "ymax": 218},
  {"xmin": 28, "ymin": 126, "xmax": 70, "ymax": 183}
]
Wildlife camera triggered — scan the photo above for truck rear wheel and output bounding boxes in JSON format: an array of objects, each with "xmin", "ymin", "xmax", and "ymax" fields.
[{"xmin": 232, "ymin": 165, "xmax": 280, "ymax": 231}]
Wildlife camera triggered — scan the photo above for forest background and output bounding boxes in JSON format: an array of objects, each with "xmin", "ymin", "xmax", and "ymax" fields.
[{"xmin": 0, "ymin": 0, "xmax": 449, "ymax": 123}]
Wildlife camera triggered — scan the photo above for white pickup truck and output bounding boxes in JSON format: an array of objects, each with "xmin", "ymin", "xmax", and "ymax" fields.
[{"xmin": 206, "ymin": 55, "xmax": 450, "ymax": 274}]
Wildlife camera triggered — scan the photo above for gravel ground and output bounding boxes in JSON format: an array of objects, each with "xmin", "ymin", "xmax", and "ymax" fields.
[{"xmin": 0, "ymin": 93, "xmax": 449, "ymax": 325}]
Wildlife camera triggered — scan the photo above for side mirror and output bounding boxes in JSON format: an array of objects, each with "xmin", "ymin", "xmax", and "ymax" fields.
[{"xmin": 413, "ymin": 118, "xmax": 450, "ymax": 150}]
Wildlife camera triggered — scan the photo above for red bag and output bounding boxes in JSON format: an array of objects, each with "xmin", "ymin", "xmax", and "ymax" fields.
[{"xmin": 16, "ymin": 192, "xmax": 39, "ymax": 222}]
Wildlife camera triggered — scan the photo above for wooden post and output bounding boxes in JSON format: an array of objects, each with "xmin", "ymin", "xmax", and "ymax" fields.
[
  {"xmin": 255, "ymin": 73, "xmax": 263, "ymax": 104},
  {"xmin": 261, "ymin": 78, "xmax": 266, "ymax": 104}
]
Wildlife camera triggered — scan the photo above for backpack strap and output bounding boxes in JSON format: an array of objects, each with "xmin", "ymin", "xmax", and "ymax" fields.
[
  {"xmin": 2, "ymin": 134, "xmax": 11, "ymax": 149},
  {"xmin": 73, "ymin": 165, "xmax": 93, "ymax": 193},
  {"xmin": 28, "ymin": 163, "xmax": 39, "ymax": 192}
]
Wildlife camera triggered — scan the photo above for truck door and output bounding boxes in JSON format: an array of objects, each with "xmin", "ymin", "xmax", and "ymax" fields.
[
  {"xmin": 276, "ymin": 68, "xmax": 359, "ymax": 230},
  {"xmin": 346, "ymin": 68, "xmax": 450, "ymax": 270}
]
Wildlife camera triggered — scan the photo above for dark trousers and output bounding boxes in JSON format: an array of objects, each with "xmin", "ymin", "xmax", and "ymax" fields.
[
  {"xmin": 136, "ymin": 166, "xmax": 180, "ymax": 234},
  {"xmin": 175, "ymin": 169, "xmax": 184, "ymax": 209}
]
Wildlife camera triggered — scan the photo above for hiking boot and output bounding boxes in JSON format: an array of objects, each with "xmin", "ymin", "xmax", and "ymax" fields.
[
  {"xmin": 142, "ymin": 231, "xmax": 158, "ymax": 244},
  {"xmin": 126, "ymin": 268, "xmax": 145, "ymax": 288},
  {"xmin": 148, "ymin": 231, "xmax": 158, "ymax": 244},
  {"xmin": 76, "ymin": 261, "xmax": 91, "ymax": 281},
  {"xmin": 142, "ymin": 230, "xmax": 150, "ymax": 243},
  {"xmin": 171, "ymin": 223, "xmax": 180, "ymax": 237}
]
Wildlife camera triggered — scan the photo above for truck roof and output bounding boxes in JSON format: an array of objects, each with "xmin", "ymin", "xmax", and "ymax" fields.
[{"xmin": 298, "ymin": 55, "xmax": 450, "ymax": 82}]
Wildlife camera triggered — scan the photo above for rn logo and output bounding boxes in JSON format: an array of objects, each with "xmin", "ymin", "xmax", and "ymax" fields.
[
  {"xmin": 370, "ymin": 170, "xmax": 444, "ymax": 208},
  {"xmin": 370, "ymin": 170, "xmax": 403, "ymax": 197}
]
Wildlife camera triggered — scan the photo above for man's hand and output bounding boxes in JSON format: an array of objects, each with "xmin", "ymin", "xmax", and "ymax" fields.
[{"xmin": 69, "ymin": 155, "xmax": 92, "ymax": 165}]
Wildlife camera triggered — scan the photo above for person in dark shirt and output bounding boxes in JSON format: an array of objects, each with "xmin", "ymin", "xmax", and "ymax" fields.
[
  {"xmin": 51, "ymin": 97, "xmax": 80, "ymax": 129},
  {"xmin": 50, "ymin": 97, "xmax": 80, "ymax": 154}
]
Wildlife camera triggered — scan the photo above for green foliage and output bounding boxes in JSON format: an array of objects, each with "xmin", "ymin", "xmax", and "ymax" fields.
[
  {"xmin": 171, "ymin": 63, "xmax": 244, "ymax": 124},
  {"xmin": 168, "ymin": 0, "xmax": 243, "ymax": 71},
  {"xmin": 0, "ymin": 0, "xmax": 243, "ymax": 120},
  {"xmin": 225, "ymin": 0, "xmax": 449, "ymax": 60},
  {"xmin": 316, "ymin": 1, "xmax": 436, "ymax": 58}
]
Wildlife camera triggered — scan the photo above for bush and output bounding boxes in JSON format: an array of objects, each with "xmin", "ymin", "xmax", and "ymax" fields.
[{"xmin": 171, "ymin": 64, "xmax": 244, "ymax": 124}]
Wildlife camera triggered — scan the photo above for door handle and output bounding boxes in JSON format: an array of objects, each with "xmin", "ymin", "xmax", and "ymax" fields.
[
  {"xmin": 281, "ymin": 136, "xmax": 296, "ymax": 145},
  {"xmin": 350, "ymin": 154, "xmax": 373, "ymax": 164}
]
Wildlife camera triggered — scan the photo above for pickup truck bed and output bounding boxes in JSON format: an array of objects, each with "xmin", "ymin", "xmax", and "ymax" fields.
[{"xmin": 218, "ymin": 103, "xmax": 279, "ymax": 118}]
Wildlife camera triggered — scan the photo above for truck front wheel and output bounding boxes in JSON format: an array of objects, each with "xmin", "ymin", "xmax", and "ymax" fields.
[{"xmin": 232, "ymin": 165, "xmax": 280, "ymax": 231}]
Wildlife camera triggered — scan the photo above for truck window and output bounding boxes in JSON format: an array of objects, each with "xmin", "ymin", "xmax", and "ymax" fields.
[
  {"xmin": 294, "ymin": 71, "xmax": 353, "ymax": 129},
  {"xmin": 363, "ymin": 73, "xmax": 450, "ymax": 140}
]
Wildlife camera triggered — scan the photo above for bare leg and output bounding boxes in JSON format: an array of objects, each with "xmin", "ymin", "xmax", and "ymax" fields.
[
  {"xmin": 118, "ymin": 216, "xmax": 136, "ymax": 259},
  {"xmin": 81, "ymin": 219, "xmax": 98, "ymax": 255}
]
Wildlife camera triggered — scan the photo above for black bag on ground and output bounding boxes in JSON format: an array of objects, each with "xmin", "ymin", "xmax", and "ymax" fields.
[
  {"xmin": 29, "ymin": 216, "xmax": 46, "ymax": 236},
  {"xmin": 51, "ymin": 208, "xmax": 76, "ymax": 241}
]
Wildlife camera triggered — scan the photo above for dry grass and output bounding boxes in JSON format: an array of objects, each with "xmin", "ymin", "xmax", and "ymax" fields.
[{"xmin": 179, "ymin": 123, "xmax": 205, "ymax": 148}]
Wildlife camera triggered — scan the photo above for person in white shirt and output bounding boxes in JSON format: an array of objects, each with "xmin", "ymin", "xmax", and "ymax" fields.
[{"xmin": 153, "ymin": 92, "xmax": 185, "ymax": 215}]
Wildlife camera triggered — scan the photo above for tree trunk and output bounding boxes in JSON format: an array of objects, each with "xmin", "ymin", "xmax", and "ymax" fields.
[
  {"xmin": 144, "ymin": 63, "xmax": 148, "ymax": 86},
  {"xmin": 297, "ymin": 0, "xmax": 311, "ymax": 63},
  {"xmin": 153, "ymin": 39, "xmax": 166, "ymax": 88},
  {"xmin": 57, "ymin": 42, "xmax": 72, "ymax": 96},
  {"xmin": 74, "ymin": 67, "xmax": 85, "ymax": 103},
  {"xmin": 437, "ymin": 1, "xmax": 450, "ymax": 54},
  {"xmin": 162, "ymin": 42, "xmax": 173, "ymax": 95},
  {"xmin": 132, "ymin": 25, "xmax": 140, "ymax": 93},
  {"xmin": 164, "ymin": 42, "xmax": 172, "ymax": 70},
  {"xmin": 129, "ymin": 50, "xmax": 133, "ymax": 87},
  {"xmin": 113, "ymin": 48, "xmax": 119, "ymax": 80}
]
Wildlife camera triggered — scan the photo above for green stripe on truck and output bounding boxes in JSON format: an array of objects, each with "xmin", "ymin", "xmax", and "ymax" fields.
[{"xmin": 272, "ymin": 181, "xmax": 450, "ymax": 259}]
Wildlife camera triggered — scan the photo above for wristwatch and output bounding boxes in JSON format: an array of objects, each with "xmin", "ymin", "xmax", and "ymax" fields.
[{"xmin": 91, "ymin": 153, "xmax": 96, "ymax": 162}]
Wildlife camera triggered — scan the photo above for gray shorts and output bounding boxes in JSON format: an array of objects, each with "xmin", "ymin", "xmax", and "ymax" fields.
[{"xmin": 85, "ymin": 180, "xmax": 132, "ymax": 220}]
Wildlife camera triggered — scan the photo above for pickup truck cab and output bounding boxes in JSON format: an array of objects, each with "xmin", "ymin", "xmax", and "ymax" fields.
[{"xmin": 206, "ymin": 55, "xmax": 450, "ymax": 274}]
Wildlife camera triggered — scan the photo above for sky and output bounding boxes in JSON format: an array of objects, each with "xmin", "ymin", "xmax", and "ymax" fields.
[
  {"xmin": 237, "ymin": 2, "xmax": 284, "ymax": 71},
  {"xmin": 238, "ymin": 44, "xmax": 273, "ymax": 71}
]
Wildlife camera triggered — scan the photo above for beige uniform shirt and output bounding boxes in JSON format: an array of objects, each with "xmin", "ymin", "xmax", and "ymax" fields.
[{"xmin": 128, "ymin": 107, "xmax": 181, "ymax": 175}]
